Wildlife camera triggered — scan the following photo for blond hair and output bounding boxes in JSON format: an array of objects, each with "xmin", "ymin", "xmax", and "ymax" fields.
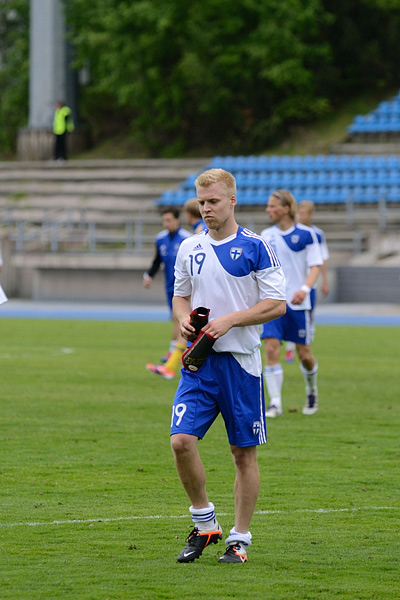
[
  {"xmin": 183, "ymin": 197, "xmax": 202, "ymax": 219},
  {"xmin": 271, "ymin": 189, "xmax": 297, "ymax": 220},
  {"xmin": 298, "ymin": 199, "xmax": 315, "ymax": 214},
  {"xmin": 195, "ymin": 168, "xmax": 236, "ymax": 198}
]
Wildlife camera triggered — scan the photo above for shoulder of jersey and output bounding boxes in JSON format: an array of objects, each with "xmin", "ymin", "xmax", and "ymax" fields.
[
  {"xmin": 179, "ymin": 228, "xmax": 193, "ymax": 238},
  {"xmin": 260, "ymin": 225, "xmax": 275, "ymax": 237},
  {"xmin": 180, "ymin": 230, "xmax": 206, "ymax": 247},
  {"xmin": 156, "ymin": 229, "xmax": 169, "ymax": 240},
  {"xmin": 240, "ymin": 227, "xmax": 267, "ymax": 243},
  {"xmin": 296, "ymin": 222, "xmax": 314, "ymax": 233},
  {"xmin": 312, "ymin": 224, "xmax": 324, "ymax": 236}
]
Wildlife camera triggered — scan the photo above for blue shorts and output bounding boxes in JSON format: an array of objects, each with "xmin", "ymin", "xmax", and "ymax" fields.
[
  {"xmin": 171, "ymin": 351, "xmax": 267, "ymax": 447},
  {"xmin": 261, "ymin": 305, "xmax": 313, "ymax": 345},
  {"xmin": 166, "ymin": 289, "xmax": 174, "ymax": 312},
  {"xmin": 310, "ymin": 288, "xmax": 317, "ymax": 312}
]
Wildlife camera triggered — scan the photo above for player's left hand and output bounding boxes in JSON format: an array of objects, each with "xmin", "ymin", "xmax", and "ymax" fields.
[
  {"xmin": 202, "ymin": 315, "xmax": 233, "ymax": 339},
  {"xmin": 291, "ymin": 290, "xmax": 307, "ymax": 305}
]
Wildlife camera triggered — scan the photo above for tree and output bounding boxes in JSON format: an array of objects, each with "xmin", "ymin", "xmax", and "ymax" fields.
[
  {"xmin": 0, "ymin": 0, "xmax": 29, "ymax": 156},
  {"xmin": 64, "ymin": 0, "xmax": 332, "ymax": 155}
]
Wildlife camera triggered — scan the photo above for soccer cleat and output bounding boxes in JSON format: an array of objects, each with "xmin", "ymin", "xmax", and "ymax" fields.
[
  {"xmin": 284, "ymin": 349, "xmax": 295, "ymax": 363},
  {"xmin": 160, "ymin": 352, "xmax": 171, "ymax": 364},
  {"xmin": 266, "ymin": 404, "xmax": 283, "ymax": 418},
  {"xmin": 218, "ymin": 543, "xmax": 248, "ymax": 563},
  {"xmin": 302, "ymin": 390, "xmax": 319, "ymax": 415},
  {"xmin": 145, "ymin": 363, "xmax": 175, "ymax": 380},
  {"xmin": 177, "ymin": 526, "xmax": 222, "ymax": 563}
]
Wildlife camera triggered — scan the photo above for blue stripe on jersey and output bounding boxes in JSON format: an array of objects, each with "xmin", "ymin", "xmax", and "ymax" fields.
[
  {"xmin": 241, "ymin": 227, "xmax": 281, "ymax": 268},
  {"xmin": 209, "ymin": 226, "xmax": 281, "ymax": 277},
  {"xmin": 313, "ymin": 229, "xmax": 323, "ymax": 244}
]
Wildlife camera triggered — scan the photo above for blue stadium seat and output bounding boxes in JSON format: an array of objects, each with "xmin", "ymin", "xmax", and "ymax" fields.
[{"xmin": 155, "ymin": 151, "xmax": 400, "ymax": 207}]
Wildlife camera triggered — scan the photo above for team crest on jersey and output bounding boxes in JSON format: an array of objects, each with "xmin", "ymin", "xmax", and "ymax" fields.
[
  {"xmin": 252, "ymin": 421, "xmax": 261, "ymax": 436},
  {"xmin": 291, "ymin": 235, "xmax": 300, "ymax": 244},
  {"xmin": 230, "ymin": 247, "xmax": 242, "ymax": 261}
]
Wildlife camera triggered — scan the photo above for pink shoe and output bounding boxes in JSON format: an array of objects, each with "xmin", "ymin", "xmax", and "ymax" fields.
[
  {"xmin": 284, "ymin": 349, "xmax": 294, "ymax": 363},
  {"xmin": 145, "ymin": 363, "xmax": 175, "ymax": 380}
]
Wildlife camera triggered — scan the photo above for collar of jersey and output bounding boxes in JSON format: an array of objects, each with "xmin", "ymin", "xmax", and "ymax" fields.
[{"xmin": 206, "ymin": 227, "xmax": 240, "ymax": 246}]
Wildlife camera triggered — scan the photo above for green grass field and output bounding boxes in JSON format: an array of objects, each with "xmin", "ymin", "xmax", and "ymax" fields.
[{"xmin": 0, "ymin": 318, "xmax": 399, "ymax": 599}]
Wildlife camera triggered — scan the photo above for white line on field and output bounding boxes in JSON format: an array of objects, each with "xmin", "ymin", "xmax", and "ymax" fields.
[{"xmin": 0, "ymin": 506, "xmax": 396, "ymax": 529}]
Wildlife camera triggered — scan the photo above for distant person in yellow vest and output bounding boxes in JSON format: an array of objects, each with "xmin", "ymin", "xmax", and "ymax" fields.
[{"xmin": 53, "ymin": 101, "xmax": 74, "ymax": 161}]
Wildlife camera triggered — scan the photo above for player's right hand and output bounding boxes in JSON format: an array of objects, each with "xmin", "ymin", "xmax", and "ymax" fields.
[{"xmin": 180, "ymin": 315, "xmax": 197, "ymax": 341}]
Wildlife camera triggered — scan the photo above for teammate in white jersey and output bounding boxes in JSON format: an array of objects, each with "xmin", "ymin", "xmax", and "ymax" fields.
[
  {"xmin": 284, "ymin": 200, "xmax": 330, "ymax": 362},
  {"xmin": 171, "ymin": 169, "xmax": 286, "ymax": 564},
  {"xmin": 298, "ymin": 200, "xmax": 330, "ymax": 301},
  {"xmin": 260, "ymin": 190, "xmax": 323, "ymax": 417},
  {"xmin": 0, "ymin": 242, "xmax": 7, "ymax": 305}
]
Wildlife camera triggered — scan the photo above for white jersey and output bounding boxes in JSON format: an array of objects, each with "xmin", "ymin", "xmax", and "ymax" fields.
[
  {"xmin": 260, "ymin": 223, "xmax": 323, "ymax": 311},
  {"xmin": 312, "ymin": 225, "xmax": 329, "ymax": 262},
  {"xmin": 174, "ymin": 226, "xmax": 286, "ymax": 358},
  {"xmin": 0, "ymin": 243, "xmax": 6, "ymax": 304}
]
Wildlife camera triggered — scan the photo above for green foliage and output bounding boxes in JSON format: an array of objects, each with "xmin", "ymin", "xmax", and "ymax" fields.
[
  {"xmin": 1, "ymin": 0, "xmax": 400, "ymax": 156},
  {"xmin": 64, "ymin": 0, "xmax": 400, "ymax": 155},
  {"xmin": 65, "ymin": 0, "xmax": 333, "ymax": 155},
  {"xmin": 320, "ymin": 0, "xmax": 400, "ymax": 95},
  {"xmin": 0, "ymin": 0, "xmax": 29, "ymax": 156},
  {"xmin": 0, "ymin": 319, "xmax": 399, "ymax": 598}
]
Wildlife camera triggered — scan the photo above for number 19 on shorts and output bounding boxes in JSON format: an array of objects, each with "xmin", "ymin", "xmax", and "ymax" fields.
[{"xmin": 171, "ymin": 403, "xmax": 187, "ymax": 427}]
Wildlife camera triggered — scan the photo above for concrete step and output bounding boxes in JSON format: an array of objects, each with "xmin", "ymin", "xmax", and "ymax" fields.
[
  {"xmin": 0, "ymin": 194, "xmax": 157, "ymax": 213},
  {"xmin": 331, "ymin": 142, "xmax": 400, "ymax": 154},
  {"xmin": 0, "ymin": 180, "xmax": 169, "ymax": 198},
  {"xmin": 0, "ymin": 167, "xmax": 204, "ymax": 184},
  {"xmin": 0, "ymin": 158, "xmax": 210, "ymax": 170}
]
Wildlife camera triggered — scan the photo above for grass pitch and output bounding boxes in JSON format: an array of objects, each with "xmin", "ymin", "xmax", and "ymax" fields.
[{"xmin": 0, "ymin": 318, "xmax": 399, "ymax": 599}]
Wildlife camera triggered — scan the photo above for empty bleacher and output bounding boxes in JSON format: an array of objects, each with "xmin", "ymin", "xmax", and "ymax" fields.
[
  {"xmin": 347, "ymin": 90, "xmax": 400, "ymax": 134},
  {"xmin": 0, "ymin": 154, "xmax": 399, "ymax": 302},
  {"xmin": 157, "ymin": 154, "xmax": 400, "ymax": 206}
]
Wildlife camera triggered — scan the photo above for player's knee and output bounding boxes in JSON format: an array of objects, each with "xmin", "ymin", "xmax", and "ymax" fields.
[
  {"xmin": 170, "ymin": 433, "xmax": 194, "ymax": 458},
  {"xmin": 231, "ymin": 445, "xmax": 257, "ymax": 471}
]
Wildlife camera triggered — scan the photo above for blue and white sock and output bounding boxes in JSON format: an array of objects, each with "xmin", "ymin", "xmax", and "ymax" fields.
[
  {"xmin": 225, "ymin": 527, "xmax": 252, "ymax": 547},
  {"xmin": 189, "ymin": 502, "xmax": 220, "ymax": 532},
  {"xmin": 300, "ymin": 361, "xmax": 318, "ymax": 394},
  {"xmin": 264, "ymin": 364, "xmax": 283, "ymax": 408}
]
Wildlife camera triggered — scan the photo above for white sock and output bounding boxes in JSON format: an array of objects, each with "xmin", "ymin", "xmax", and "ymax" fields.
[
  {"xmin": 264, "ymin": 364, "xmax": 283, "ymax": 407},
  {"xmin": 286, "ymin": 341, "xmax": 295, "ymax": 352},
  {"xmin": 300, "ymin": 361, "xmax": 318, "ymax": 393},
  {"xmin": 225, "ymin": 527, "xmax": 252, "ymax": 547},
  {"xmin": 169, "ymin": 340, "xmax": 177, "ymax": 354},
  {"xmin": 189, "ymin": 502, "xmax": 219, "ymax": 532}
]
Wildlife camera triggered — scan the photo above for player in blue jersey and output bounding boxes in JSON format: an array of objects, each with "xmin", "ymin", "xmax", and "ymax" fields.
[
  {"xmin": 171, "ymin": 169, "xmax": 286, "ymax": 564},
  {"xmin": 183, "ymin": 197, "xmax": 207, "ymax": 233},
  {"xmin": 143, "ymin": 207, "xmax": 191, "ymax": 379},
  {"xmin": 260, "ymin": 190, "xmax": 323, "ymax": 418},
  {"xmin": 284, "ymin": 200, "xmax": 330, "ymax": 362}
]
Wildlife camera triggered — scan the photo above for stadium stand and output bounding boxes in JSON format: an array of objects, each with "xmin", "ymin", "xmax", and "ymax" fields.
[
  {"xmin": 156, "ymin": 154, "xmax": 400, "ymax": 206},
  {"xmin": 347, "ymin": 90, "xmax": 400, "ymax": 134},
  {"xmin": 0, "ymin": 155, "xmax": 399, "ymax": 303}
]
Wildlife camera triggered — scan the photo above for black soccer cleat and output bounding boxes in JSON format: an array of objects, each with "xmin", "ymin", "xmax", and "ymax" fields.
[
  {"xmin": 218, "ymin": 543, "xmax": 248, "ymax": 563},
  {"xmin": 177, "ymin": 526, "xmax": 222, "ymax": 563}
]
